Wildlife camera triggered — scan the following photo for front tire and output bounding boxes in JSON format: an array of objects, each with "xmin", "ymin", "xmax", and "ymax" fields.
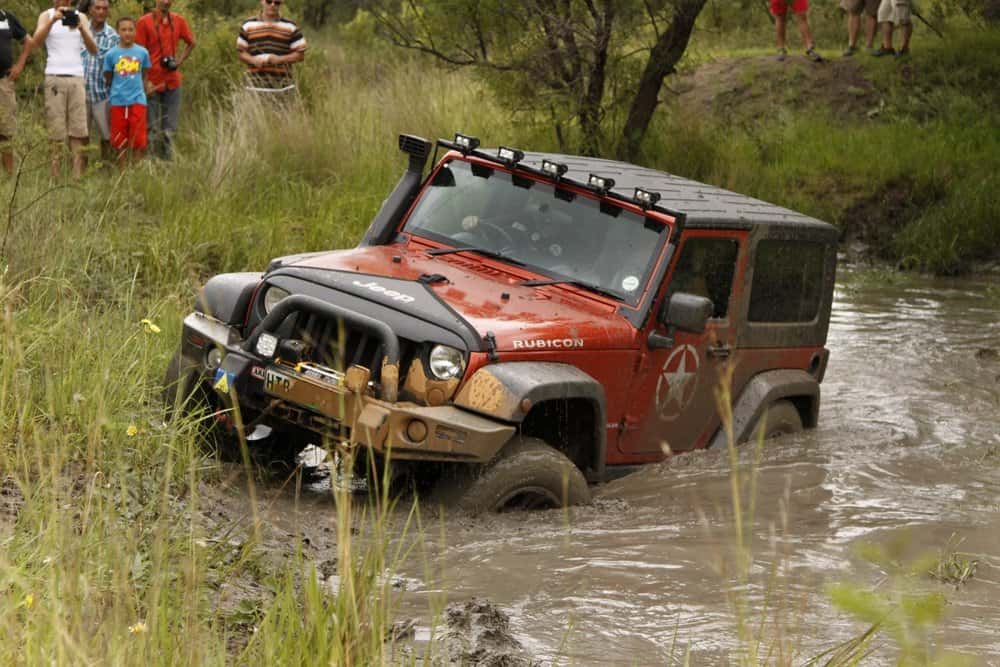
[
  {"xmin": 435, "ymin": 436, "xmax": 591, "ymax": 513},
  {"xmin": 749, "ymin": 399, "xmax": 803, "ymax": 441}
]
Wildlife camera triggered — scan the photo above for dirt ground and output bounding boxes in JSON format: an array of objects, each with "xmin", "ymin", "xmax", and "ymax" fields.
[{"xmin": 669, "ymin": 53, "xmax": 881, "ymax": 121}]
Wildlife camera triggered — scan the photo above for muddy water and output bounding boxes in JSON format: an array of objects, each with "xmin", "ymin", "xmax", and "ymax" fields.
[{"xmin": 256, "ymin": 271, "xmax": 1000, "ymax": 664}]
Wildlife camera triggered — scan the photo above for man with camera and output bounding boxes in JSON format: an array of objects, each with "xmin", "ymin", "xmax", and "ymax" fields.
[
  {"xmin": 135, "ymin": 0, "xmax": 194, "ymax": 160},
  {"xmin": 30, "ymin": 0, "xmax": 99, "ymax": 179},
  {"xmin": 237, "ymin": 0, "xmax": 307, "ymax": 102}
]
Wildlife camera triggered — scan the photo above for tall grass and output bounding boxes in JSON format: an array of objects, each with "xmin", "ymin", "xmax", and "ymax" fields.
[{"xmin": 0, "ymin": 40, "xmax": 521, "ymax": 663}]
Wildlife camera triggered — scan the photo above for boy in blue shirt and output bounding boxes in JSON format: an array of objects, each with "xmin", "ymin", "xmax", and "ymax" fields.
[{"xmin": 102, "ymin": 17, "xmax": 151, "ymax": 165}]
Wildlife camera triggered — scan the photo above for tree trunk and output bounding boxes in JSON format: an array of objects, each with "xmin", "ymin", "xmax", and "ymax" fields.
[{"xmin": 618, "ymin": 0, "xmax": 708, "ymax": 161}]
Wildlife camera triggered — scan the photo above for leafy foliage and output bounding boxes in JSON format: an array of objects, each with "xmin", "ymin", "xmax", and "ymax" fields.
[{"xmin": 365, "ymin": 0, "xmax": 707, "ymax": 157}]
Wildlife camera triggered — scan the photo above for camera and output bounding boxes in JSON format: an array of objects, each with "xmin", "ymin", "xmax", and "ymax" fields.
[
  {"xmin": 61, "ymin": 8, "xmax": 79, "ymax": 27},
  {"xmin": 161, "ymin": 56, "xmax": 178, "ymax": 71}
]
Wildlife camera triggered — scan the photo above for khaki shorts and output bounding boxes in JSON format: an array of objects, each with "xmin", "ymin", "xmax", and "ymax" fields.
[
  {"xmin": 0, "ymin": 77, "xmax": 16, "ymax": 139},
  {"xmin": 878, "ymin": 0, "xmax": 913, "ymax": 24},
  {"xmin": 840, "ymin": 0, "xmax": 879, "ymax": 16},
  {"xmin": 86, "ymin": 98, "xmax": 112, "ymax": 142},
  {"xmin": 44, "ymin": 75, "xmax": 88, "ymax": 141}
]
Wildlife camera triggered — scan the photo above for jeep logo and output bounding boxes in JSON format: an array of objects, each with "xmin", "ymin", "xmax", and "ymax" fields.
[{"xmin": 352, "ymin": 280, "xmax": 416, "ymax": 303}]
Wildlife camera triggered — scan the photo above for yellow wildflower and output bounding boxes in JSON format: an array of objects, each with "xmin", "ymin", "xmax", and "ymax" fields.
[
  {"xmin": 126, "ymin": 424, "xmax": 139, "ymax": 437},
  {"xmin": 128, "ymin": 621, "xmax": 147, "ymax": 635},
  {"xmin": 140, "ymin": 318, "xmax": 161, "ymax": 334},
  {"xmin": 21, "ymin": 593, "xmax": 34, "ymax": 609}
]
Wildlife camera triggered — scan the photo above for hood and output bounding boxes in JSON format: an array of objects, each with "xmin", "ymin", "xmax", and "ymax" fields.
[{"xmin": 271, "ymin": 244, "xmax": 640, "ymax": 352}]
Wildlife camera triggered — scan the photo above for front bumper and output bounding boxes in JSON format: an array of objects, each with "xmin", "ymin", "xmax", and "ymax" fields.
[{"xmin": 181, "ymin": 311, "xmax": 514, "ymax": 463}]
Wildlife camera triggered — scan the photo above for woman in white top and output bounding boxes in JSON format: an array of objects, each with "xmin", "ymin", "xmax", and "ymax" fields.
[{"xmin": 29, "ymin": 0, "xmax": 97, "ymax": 179}]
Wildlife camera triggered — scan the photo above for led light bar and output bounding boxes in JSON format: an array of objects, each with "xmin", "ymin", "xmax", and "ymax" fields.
[
  {"xmin": 588, "ymin": 173, "xmax": 615, "ymax": 194},
  {"xmin": 454, "ymin": 133, "xmax": 480, "ymax": 153},
  {"xmin": 541, "ymin": 159, "xmax": 568, "ymax": 179},
  {"xmin": 497, "ymin": 146, "xmax": 524, "ymax": 165},
  {"xmin": 633, "ymin": 187, "xmax": 661, "ymax": 209}
]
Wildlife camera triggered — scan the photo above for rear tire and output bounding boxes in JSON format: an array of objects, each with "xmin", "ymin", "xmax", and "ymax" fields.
[
  {"xmin": 435, "ymin": 436, "xmax": 591, "ymax": 514},
  {"xmin": 750, "ymin": 399, "xmax": 803, "ymax": 441}
]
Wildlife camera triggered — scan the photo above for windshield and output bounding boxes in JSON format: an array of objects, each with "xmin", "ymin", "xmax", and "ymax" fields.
[{"xmin": 402, "ymin": 159, "xmax": 669, "ymax": 305}]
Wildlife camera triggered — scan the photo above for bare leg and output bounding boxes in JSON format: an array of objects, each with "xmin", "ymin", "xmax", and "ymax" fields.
[
  {"xmin": 50, "ymin": 141, "xmax": 62, "ymax": 179},
  {"xmin": 794, "ymin": 13, "xmax": 816, "ymax": 50},
  {"xmin": 775, "ymin": 14, "xmax": 788, "ymax": 50},
  {"xmin": 899, "ymin": 22, "xmax": 912, "ymax": 51},
  {"xmin": 847, "ymin": 13, "xmax": 860, "ymax": 48},
  {"xmin": 69, "ymin": 137, "xmax": 87, "ymax": 180},
  {"xmin": 864, "ymin": 15, "xmax": 877, "ymax": 48},
  {"xmin": 881, "ymin": 21, "xmax": 894, "ymax": 49},
  {"xmin": 0, "ymin": 135, "xmax": 12, "ymax": 175}
]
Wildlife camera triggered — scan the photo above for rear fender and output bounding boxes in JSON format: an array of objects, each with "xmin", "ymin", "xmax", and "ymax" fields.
[
  {"xmin": 708, "ymin": 369, "xmax": 819, "ymax": 449},
  {"xmin": 454, "ymin": 362, "xmax": 606, "ymax": 479}
]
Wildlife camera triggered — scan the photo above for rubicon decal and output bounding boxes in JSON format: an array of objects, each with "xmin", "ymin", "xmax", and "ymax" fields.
[
  {"xmin": 512, "ymin": 338, "xmax": 584, "ymax": 349},
  {"xmin": 352, "ymin": 280, "xmax": 416, "ymax": 303}
]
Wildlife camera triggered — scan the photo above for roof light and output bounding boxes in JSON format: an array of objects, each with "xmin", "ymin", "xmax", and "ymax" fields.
[
  {"xmin": 633, "ymin": 187, "xmax": 661, "ymax": 209},
  {"xmin": 588, "ymin": 173, "xmax": 615, "ymax": 195},
  {"xmin": 541, "ymin": 159, "xmax": 568, "ymax": 179},
  {"xmin": 454, "ymin": 133, "xmax": 480, "ymax": 153},
  {"xmin": 497, "ymin": 146, "xmax": 524, "ymax": 166}
]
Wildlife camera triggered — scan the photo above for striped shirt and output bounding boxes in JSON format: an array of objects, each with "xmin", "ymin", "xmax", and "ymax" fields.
[
  {"xmin": 236, "ymin": 16, "xmax": 306, "ymax": 89},
  {"xmin": 82, "ymin": 24, "xmax": 119, "ymax": 102}
]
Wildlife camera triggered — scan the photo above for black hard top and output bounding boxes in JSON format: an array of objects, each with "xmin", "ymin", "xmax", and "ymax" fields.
[{"xmin": 520, "ymin": 151, "xmax": 835, "ymax": 233}]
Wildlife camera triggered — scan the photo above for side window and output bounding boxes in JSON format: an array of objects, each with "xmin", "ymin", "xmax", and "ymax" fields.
[
  {"xmin": 748, "ymin": 240, "xmax": 826, "ymax": 322},
  {"xmin": 668, "ymin": 237, "xmax": 739, "ymax": 318}
]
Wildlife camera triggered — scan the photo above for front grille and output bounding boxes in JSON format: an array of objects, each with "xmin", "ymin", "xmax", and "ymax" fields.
[{"xmin": 291, "ymin": 312, "xmax": 416, "ymax": 385}]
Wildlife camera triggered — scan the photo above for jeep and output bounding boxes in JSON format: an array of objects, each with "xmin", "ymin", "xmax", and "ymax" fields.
[{"xmin": 166, "ymin": 133, "xmax": 837, "ymax": 512}]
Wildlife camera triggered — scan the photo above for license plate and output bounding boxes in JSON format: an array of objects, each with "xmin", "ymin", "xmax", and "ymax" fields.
[{"xmin": 264, "ymin": 369, "xmax": 295, "ymax": 395}]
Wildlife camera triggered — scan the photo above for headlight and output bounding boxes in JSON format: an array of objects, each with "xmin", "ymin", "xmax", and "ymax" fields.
[
  {"xmin": 428, "ymin": 345, "xmax": 465, "ymax": 380},
  {"xmin": 262, "ymin": 286, "xmax": 290, "ymax": 313}
]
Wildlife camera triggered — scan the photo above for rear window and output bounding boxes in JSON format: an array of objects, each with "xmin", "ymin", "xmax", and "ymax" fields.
[{"xmin": 749, "ymin": 240, "xmax": 826, "ymax": 323}]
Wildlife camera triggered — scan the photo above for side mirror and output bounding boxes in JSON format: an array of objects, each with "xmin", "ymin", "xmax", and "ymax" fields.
[
  {"xmin": 648, "ymin": 292, "xmax": 713, "ymax": 349},
  {"xmin": 662, "ymin": 292, "xmax": 713, "ymax": 333}
]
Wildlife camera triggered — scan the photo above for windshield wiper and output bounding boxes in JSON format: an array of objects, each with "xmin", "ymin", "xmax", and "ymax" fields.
[
  {"xmin": 518, "ymin": 278, "xmax": 622, "ymax": 301},
  {"xmin": 427, "ymin": 246, "xmax": 525, "ymax": 266}
]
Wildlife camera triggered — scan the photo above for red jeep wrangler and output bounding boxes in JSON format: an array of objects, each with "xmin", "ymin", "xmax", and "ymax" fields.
[{"xmin": 166, "ymin": 133, "xmax": 837, "ymax": 512}]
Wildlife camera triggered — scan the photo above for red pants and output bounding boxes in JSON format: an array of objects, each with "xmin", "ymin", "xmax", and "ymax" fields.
[
  {"xmin": 771, "ymin": 0, "xmax": 808, "ymax": 14},
  {"xmin": 110, "ymin": 104, "xmax": 147, "ymax": 151}
]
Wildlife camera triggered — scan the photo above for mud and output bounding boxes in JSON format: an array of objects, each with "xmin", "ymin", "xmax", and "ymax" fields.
[
  {"xmin": 670, "ymin": 55, "xmax": 880, "ymax": 122},
  {"xmin": 1, "ymin": 476, "xmax": 24, "ymax": 539},
  {"xmin": 206, "ymin": 270, "xmax": 1000, "ymax": 664}
]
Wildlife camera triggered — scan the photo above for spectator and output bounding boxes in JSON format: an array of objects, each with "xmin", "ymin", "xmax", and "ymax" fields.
[
  {"xmin": 875, "ymin": 0, "xmax": 914, "ymax": 57},
  {"xmin": 841, "ymin": 0, "xmax": 878, "ymax": 56},
  {"xmin": 237, "ymin": 0, "xmax": 307, "ymax": 103},
  {"xmin": 0, "ymin": 7, "xmax": 31, "ymax": 175},
  {"xmin": 82, "ymin": 0, "xmax": 118, "ymax": 162},
  {"xmin": 103, "ymin": 17, "xmax": 151, "ymax": 167},
  {"xmin": 770, "ymin": 0, "xmax": 823, "ymax": 63},
  {"xmin": 135, "ymin": 0, "xmax": 194, "ymax": 159},
  {"xmin": 31, "ymin": 0, "xmax": 99, "ymax": 179}
]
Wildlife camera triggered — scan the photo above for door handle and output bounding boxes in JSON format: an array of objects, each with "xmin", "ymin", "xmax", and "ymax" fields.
[{"xmin": 707, "ymin": 343, "xmax": 731, "ymax": 359}]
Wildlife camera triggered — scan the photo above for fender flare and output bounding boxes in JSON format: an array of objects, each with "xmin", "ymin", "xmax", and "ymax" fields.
[
  {"xmin": 195, "ymin": 272, "xmax": 261, "ymax": 325},
  {"xmin": 709, "ymin": 369, "xmax": 820, "ymax": 449},
  {"xmin": 454, "ymin": 362, "xmax": 606, "ymax": 480}
]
